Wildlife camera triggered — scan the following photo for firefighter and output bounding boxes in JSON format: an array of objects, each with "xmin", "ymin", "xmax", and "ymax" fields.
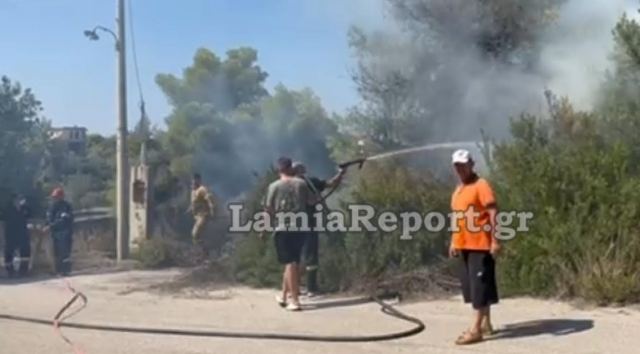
[
  {"xmin": 46, "ymin": 187, "xmax": 74, "ymax": 276},
  {"xmin": 189, "ymin": 173, "xmax": 215, "ymax": 263},
  {"xmin": 292, "ymin": 162, "xmax": 345, "ymax": 297},
  {"xmin": 3, "ymin": 193, "xmax": 32, "ymax": 278}
]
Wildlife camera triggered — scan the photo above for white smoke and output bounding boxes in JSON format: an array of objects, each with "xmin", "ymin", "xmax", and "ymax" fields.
[
  {"xmin": 539, "ymin": 0, "xmax": 630, "ymax": 110},
  {"xmin": 315, "ymin": 0, "xmax": 636, "ymax": 140}
]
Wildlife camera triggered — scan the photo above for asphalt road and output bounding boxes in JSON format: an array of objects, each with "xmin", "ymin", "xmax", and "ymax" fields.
[{"xmin": 1, "ymin": 270, "xmax": 638, "ymax": 354}]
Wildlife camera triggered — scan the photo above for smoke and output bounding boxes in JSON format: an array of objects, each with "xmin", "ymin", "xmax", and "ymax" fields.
[
  {"xmin": 539, "ymin": 0, "xmax": 630, "ymax": 110},
  {"xmin": 347, "ymin": 0, "xmax": 633, "ymax": 142}
]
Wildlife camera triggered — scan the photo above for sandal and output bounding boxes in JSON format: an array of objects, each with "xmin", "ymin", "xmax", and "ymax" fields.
[
  {"xmin": 482, "ymin": 322, "xmax": 495, "ymax": 336},
  {"xmin": 455, "ymin": 330, "xmax": 483, "ymax": 345}
]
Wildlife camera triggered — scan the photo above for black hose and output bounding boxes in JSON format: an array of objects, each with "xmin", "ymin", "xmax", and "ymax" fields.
[{"xmin": 0, "ymin": 294, "xmax": 424, "ymax": 343}]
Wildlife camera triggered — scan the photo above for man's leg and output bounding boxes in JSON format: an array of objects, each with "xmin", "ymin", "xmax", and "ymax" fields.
[
  {"xmin": 471, "ymin": 307, "xmax": 487, "ymax": 334},
  {"xmin": 52, "ymin": 234, "xmax": 62, "ymax": 275},
  {"xmin": 287, "ymin": 262, "xmax": 300, "ymax": 305},
  {"xmin": 281, "ymin": 265, "xmax": 289, "ymax": 300},
  {"xmin": 457, "ymin": 251, "xmax": 497, "ymax": 344},
  {"xmin": 303, "ymin": 232, "xmax": 319, "ymax": 294},
  {"xmin": 274, "ymin": 232, "xmax": 290, "ymax": 307},
  {"xmin": 4, "ymin": 237, "xmax": 16, "ymax": 277},
  {"xmin": 18, "ymin": 233, "xmax": 31, "ymax": 276},
  {"xmin": 192, "ymin": 215, "xmax": 208, "ymax": 262},
  {"xmin": 61, "ymin": 233, "xmax": 73, "ymax": 275}
]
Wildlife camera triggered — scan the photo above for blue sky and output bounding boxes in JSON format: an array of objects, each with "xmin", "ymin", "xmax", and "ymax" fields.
[{"xmin": 0, "ymin": 0, "xmax": 387, "ymax": 134}]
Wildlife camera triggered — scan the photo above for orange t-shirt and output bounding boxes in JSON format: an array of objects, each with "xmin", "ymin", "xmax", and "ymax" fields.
[{"xmin": 450, "ymin": 177, "xmax": 496, "ymax": 251}]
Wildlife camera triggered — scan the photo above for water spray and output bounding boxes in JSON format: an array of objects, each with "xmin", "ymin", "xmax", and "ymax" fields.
[{"xmin": 337, "ymin": 141, "xmax": 484, "ymax": 170}]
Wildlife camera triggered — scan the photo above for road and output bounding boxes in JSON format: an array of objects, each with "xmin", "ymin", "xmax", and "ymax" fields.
[{"xmin": 1, "ymin": 269, "xmax": 638, "ymax": 354}]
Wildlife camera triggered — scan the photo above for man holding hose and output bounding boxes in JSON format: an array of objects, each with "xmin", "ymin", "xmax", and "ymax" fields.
[
  {"xmin": 292, "ymin": 161, "xmax": 345, "ymax": 297},
  {"xmin": 449, "ymin": 149, "xmax": 500, "ymax": 345}
]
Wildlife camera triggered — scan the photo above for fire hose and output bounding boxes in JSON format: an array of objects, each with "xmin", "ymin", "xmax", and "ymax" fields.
[{"xmin": 0, "ymin": 280, "xmax": 425, "ymax": 348}]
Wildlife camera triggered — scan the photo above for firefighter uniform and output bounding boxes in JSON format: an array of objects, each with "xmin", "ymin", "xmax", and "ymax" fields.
[
  {"xmin": 3, "ymin": 198, "xmax": 31, "ymax": 277},
  {"xmin": 47, "ymin": 189, "xmax": 74, "ymax": 276}
]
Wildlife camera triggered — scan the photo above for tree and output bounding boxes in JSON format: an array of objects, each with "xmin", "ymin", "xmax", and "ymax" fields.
[
  {"xmin": 156, "ymin": 47, "xmax": 268, "ymax": 113},
  {"xmin": 157, "ymin": 47, "xmax": 340, "ymax": 200},
  {"xmin": 0, "ymin": 76, "xmax": 47, "ymax": 211}
]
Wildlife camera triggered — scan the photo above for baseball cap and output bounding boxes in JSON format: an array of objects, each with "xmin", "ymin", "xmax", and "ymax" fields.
[{"xmin": 452, "ymin": 149, "xmax": 472, "ymax": 164}]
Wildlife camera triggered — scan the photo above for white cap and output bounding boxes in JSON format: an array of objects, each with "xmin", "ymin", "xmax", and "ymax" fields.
[{"xmin": 452, "ymin": 149, "xmax": 472, "ymax": 164}]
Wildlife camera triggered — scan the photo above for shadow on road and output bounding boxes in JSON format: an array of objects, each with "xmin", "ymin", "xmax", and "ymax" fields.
[{"xmin": 492, "ymin": 319, "xmax": 594, "ymax": 340}]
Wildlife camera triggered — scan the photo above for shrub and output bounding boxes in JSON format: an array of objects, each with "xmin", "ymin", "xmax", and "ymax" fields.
[
  {"xmin": 134, "ymin": 238, "xmax": 173, "ymax": 269},
  {"xmin": 491, "ymin": 102, "xmax": 640, "ymax": 303}
]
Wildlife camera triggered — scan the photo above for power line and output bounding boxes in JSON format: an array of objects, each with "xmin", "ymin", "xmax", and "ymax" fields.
[{"xmin": 127, "ymin": 0, "xmax": 144, "ymax": 105}]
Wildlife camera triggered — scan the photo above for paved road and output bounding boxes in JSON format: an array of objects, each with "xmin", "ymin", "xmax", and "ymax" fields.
[{"xmin": 1, "ymin": 270, "xmax": 638, "ymax": 354}]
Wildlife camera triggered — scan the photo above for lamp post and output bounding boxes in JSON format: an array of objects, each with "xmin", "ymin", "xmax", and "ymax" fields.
[{"xmin": 84, "ymin": 0, "xmax": 129, "ymax": 262}]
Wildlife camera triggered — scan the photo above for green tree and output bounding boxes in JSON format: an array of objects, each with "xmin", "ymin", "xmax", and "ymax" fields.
[
  {"xmin": 157, "ymin": 47, "xmax": 340, "ymax": 199},
  {"xmin": 0, "ymin": 76, "xmax": 47, "ymax": 211},
  {"xmin": 156, "ymin": 47, "xmax": 268, "ymax": 112}
]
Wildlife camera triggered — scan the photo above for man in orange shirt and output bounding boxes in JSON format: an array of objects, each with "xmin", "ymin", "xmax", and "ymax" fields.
[{"xmin": 449, "ymin": 149, "xmax": 500, "ymax": 345}]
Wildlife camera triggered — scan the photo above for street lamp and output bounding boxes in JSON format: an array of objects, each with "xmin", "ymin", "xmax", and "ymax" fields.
[
  {"xmin": 83, "ymin": 26, "xmax": 118, "ymax": 49},
  {"xmin": 84, "ymin": 0, "xmax": 129, "ymax": 263}
]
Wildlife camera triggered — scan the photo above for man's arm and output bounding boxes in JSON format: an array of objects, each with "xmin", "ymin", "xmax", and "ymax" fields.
[
  {"xmin": 264, "ymin": 183, "xmax": 276, "ymax": 216},
  {"xmin": 260, "ymin": 183, "xmax": 276, "ymax": 239},
  {"xmin": 325, "ymin": 168, "xmax": 346, "ymax": 189},
  {"xmin": 478, "ymin": 179, "xmax": 500, "ymax": 255},
  {"xmin": 66, "ymin": 203, "xmax": 74, "ymax": 224}
]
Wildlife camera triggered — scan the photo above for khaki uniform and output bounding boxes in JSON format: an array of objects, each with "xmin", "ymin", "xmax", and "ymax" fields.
[{"xmin": 191, "ymin": 186, "xmax": 214, "ymax": 248}]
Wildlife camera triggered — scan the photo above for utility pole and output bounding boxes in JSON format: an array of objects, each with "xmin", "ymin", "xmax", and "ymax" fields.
[
  {"xmin": 84, "ymin": 0, "xmax": 130, "ymax": 262},
  {"xmin": 116, "ymin": 0, "xmax": 130, "ymax": 261}
]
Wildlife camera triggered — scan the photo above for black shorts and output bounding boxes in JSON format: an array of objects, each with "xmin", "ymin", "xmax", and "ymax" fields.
[
  {"xmin": 459, "ymin": 250, "xmax": 499, "ymax": 309},
  {"xmin": 274, "ymin": 231, "xmax": 306, "ymax": 265}
]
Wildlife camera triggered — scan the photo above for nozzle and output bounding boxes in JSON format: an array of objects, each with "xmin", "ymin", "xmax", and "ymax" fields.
[{"xmin": 338, "ymin": 158, "xmax": 366, "ymax": 170}]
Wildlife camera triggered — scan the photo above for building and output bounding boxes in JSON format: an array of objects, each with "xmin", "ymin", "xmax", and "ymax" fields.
[{"xmin": 49, "ymin": 126, "xmax": 88, "ymax": 153}]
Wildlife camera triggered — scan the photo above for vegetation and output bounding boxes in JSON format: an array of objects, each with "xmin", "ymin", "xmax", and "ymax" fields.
[{"xmin": 4, "ymin": 1, "xmax": 640, "ymax": 304}]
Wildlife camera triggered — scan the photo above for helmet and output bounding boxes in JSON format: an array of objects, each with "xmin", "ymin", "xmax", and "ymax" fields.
[{"xmin": 51, "ymin": 187, "xmax": 64, "ymax": 199}]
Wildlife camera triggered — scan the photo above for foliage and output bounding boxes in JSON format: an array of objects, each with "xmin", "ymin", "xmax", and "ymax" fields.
[
  {"xmin": 133, "ymin": 238, "xmax": 173, "ymax": 269},
  {"xmin": 484, "ymin": 13, "xmax": 640, "ymax": 303},
  {"xmin": 339, "ymin": 161, "xmax": 451, "ymax": 285},
  {"xmin": 0, "ymin": 76, "xmax": 48, "ymax": 215},
  {"xmin": 232, "ymin": 162, "xmax": 451, "ymax": 291},
  {"xmin": 232, "ymin": 167, "xmax": 282, "ymax": 287},
  {"xmin": 491, "ymin": 100, "xmax": 640, "ymax": 303},
  {"xmin": 157, "ymin": 48, "xmax": 340, "ymax": 201}
]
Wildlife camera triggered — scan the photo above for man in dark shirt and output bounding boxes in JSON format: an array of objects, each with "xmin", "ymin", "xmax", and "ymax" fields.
[
  {"xmin": 3, "ymin": 194, "xmax": 31, "ymax": 277},
  {"xmin": 46, "ymin": 187, "xmax": 74, "ymax": 276},
  {"xmin": 292, "ymin": 162, "xmax": 345, "ymax": 297}
]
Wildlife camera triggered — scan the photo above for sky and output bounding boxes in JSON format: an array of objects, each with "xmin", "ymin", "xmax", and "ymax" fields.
[{"xmin": 0, "ymin": 0, "xmax": 389, "ymax": 134}]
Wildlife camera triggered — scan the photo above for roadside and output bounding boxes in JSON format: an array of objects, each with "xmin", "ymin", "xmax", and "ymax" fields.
[{"xmin": 1, "ymin": 269, "xmax": 638, "ymax": 354}]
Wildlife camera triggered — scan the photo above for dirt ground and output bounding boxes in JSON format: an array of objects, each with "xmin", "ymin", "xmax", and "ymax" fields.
[{"xmin": 1, "ymin": 269, "xmax": 639, "ymax": 354}]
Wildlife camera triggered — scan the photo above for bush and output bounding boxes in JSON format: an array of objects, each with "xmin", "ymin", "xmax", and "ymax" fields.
[
  {"xmin": 490, "ymin": 101, "xmax": 640, "ymax": 303},
  {"xmin": 134, "ymin": 238, "xmax": 173, "ymax": 269},
  {"xmin": 232, "ymin": 160, "xmax": 452, "ymax": 292},
  {"xmin": 337, "ymin": 160, "xmax": 451, "ymax": 288}
]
